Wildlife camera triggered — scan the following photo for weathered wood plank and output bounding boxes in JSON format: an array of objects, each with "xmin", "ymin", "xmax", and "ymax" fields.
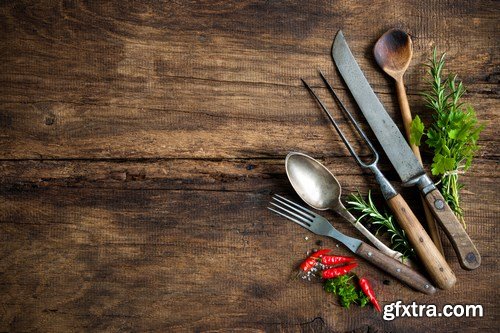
[
  {"xmin": 0, "ymin": 1, "xmax": 497, "ymax": 159},
  {"xmin": 0, "ymin": 86, "xmax": 496, "ymax": 159},
  {"xmin": 0, "ymin": 157, "xmax": 497, "ymax": 192}
]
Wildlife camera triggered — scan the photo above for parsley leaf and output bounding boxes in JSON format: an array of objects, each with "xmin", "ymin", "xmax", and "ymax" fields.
[
  {"xmin": 324, "ymin": 275, "xmax": 370, "ymax": 309},
  {"xmin": 410, "ymin": 115, "xmax": 425, "ymax": 146},
  {"xmin": 431, "ymin": 153, "xmax": 456, "ymax": 175}
]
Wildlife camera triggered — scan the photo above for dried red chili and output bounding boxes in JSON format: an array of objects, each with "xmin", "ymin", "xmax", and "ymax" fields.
[
  {"xmin": 320, "ymin": 255, "xmax": 355, "ymax": 266},
  {"xmin": 359, "ymin": 277, "xmax": 381, "ymax": 312},
  {"xmin": 299, "ymin": 249, "xmax": 332, "ymax": 272},
  {"xmin": 321, "ymin": 262, "xmax": 358, "ymax": 279},
  {"xmin": 299, "ymin": 257, "xmax": 317, "ymax": 272},
  {"xmin": 309, "ymin": 249, "xmax": 331, "ymax": 259}
]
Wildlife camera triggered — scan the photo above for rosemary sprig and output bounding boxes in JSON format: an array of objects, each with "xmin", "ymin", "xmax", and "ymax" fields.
[
  {"xmin": 347, "ymin": 191, "xmax": 415, "ymax": 260},
  {"xmin": 410, "ymin": 48, "xmax": 484, "ymax": 227}
]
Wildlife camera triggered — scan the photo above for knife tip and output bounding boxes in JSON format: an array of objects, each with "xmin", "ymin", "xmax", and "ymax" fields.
[{"xmin": 332, "ymin": 30, "xmax": 346, "ymax": 61}]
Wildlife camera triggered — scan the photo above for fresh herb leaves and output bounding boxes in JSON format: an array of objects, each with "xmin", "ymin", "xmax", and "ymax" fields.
[
  {"xmin": 324, "ymin": 275, "xmax": 369, "ymax": 308},
  {"xmin": 347, "ymin": 191, "xmax": 415, "ymax": 260},
  {"xmin": 409, "ymin": 115, "xmax": 425, "ymax": 146},
  {"xmin": 410, "ymin": 48, "xmax": 484, "ymax": 225}
]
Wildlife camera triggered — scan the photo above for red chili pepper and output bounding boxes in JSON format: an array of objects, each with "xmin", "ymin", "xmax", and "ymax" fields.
[
  {"xmin": 299, "ymin": 257, "xmax": 317, "ymax": 272},
  {"xmin": 299, "ymin": 249, "xmax": 331, "ymax": 272},
  {"xmin": 321, "ymin": 262, "xmax": 358, "ymax": 279},
  {"xmin": 309, "ymin": 249, "xmax": 331, "ymax": 259},
  {"xmin": 359, "ymin": 277, "xmax": 381, "ymax": 312},
  {"xmin": 320, "ymin": 255, "xmax": 355, "ymax": 266}
]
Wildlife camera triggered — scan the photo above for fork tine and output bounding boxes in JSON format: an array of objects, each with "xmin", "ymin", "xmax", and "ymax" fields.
[
  {"xmin": 269, "ymin": 201, "xmax": 313, "ymax": 223},
  {"xmin": 318, "ymin": 70, "xmax": 378, "ymax": 163},
  {"xmin": 301, "ymin": 78, "xmax": 363, "ymax": 166},
  {"xmin": 273, "ymin": 194, "xmax": 316, "ymax": 218},
  {"xmin": 267, "ymin": 207, "xmax": 312, "ymax": 230}
]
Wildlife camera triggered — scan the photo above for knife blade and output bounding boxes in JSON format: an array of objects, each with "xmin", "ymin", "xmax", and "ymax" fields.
[
  {"xmin": 332, "ymin": 31, "xmax": 423, "ymax": 184},
  {"xmin": 331, "ymin": 30, "xmax": 480, "ymax": 270}
]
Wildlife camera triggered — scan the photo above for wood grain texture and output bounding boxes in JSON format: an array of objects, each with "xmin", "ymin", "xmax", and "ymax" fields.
[
  {"xmin": 386, "ymin": 193, "xmax": 456, "ymax": 290},
  {"xmin": 0, "ymin": 0, "xmax": 499, "ymax": 332},
  {"xmin": 424, "ymin": 188, "xmax": 481, "ymax": 270},
  {"xmin": 355, "ymin": 242, "xmax": 436, "ymax": 295}
]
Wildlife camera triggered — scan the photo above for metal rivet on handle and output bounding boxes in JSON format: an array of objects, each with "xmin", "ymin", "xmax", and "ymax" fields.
[
  {"xmin": 367, "ymin": 252, "xmax": 372, "ymax": 257},
  {"xmin": 396, "ymin": 268, "xmax": 401, "ymax": 273},
  {"xmin": 434, "ymin": 199, "xmax": 445, "ymax": 210},
  {"xmin": 466, "ymin": 252, "xmax": 476, "ymax": 263},
  {"xmin": 425, "ymin": 284, "xmax": 429, "ymax": 289}
]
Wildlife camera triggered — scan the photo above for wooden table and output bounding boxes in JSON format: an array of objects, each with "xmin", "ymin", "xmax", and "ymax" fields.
[{"xmin": 1, "ymin": 1, "xmax": 498, "ymax": 332}]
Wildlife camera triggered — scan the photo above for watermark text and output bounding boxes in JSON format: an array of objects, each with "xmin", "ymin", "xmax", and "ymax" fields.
[{"xmin": 383, "ymin": 301, "xmax": 483, "ymax": 321}]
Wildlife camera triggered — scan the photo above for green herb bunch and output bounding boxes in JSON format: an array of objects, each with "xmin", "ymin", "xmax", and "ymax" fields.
[
  {"xmin": 324, "ymin": 274, "xmax": 369, "ymax": 308},
  {"xmin": 347, "ymin": 191, "xmax": 415, "ymax": 260},
  {"xmin": 410, "ymin": 48, "xmax": 484, "ymax": 226}
]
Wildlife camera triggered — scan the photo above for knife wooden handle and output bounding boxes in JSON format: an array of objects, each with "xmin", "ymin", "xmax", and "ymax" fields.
[
  {"xmin": 387, "ymin": 193, "xmax": 456, "ymax": 290},
  {"xmin": 423, "ymin": 188, "xmax": 481, "ymax": 270},
  {"xmin": 356, "ymin": 242, "xmax": 436, "ymax": 294}
]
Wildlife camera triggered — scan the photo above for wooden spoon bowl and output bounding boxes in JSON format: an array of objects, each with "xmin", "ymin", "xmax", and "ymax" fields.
[{"xmin": 373, "ymin": 29, "xmax": 413, "ymax": 81}]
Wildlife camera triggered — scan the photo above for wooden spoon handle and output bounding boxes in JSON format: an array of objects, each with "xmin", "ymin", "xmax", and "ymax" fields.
[
  {"xmin": 423, "ymin": 188, "xmax": 481, "ymax": 270},
  {"xmin": 356, "ymin": 242, "xmax": 436, "ymax": 294},
  {"xmin": 386, "ymin": 193, "xmax": 456, "ymax": 290},
  {"xmin": 395, "ymin": 79, "xmax": 444, "ymax": 254},
  {"xmin": 395, "ymin": 80, "xmax": 414, "ymax": 142}
]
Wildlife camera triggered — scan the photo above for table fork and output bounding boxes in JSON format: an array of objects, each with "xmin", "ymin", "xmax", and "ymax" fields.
[{"xmin": 269, "ymin": 194, "xmax": 436, "ymax": 294}]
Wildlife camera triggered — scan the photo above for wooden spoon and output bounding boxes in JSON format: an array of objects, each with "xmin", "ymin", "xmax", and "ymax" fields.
[{"xmin": 374, "ymin": 28, "xmax": 445, "ymax": 254}]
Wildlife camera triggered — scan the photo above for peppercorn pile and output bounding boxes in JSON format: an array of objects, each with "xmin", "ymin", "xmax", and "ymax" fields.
[{"xmin": 297, "ymin": 249, "xmax": 381, "ymax": 312}]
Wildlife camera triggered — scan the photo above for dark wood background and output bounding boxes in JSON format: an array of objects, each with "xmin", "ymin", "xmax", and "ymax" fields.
[{"xmin": 0, "ymin": 1, "xmax": 498, "ymax": 332}]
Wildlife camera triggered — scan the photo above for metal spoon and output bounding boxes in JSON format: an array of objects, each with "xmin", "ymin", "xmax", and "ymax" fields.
[
  {"xmin": 285, "ymin": 152, "xmax": 404, "ymax": 262},
  {"xmin": 373, "ymin": 28, "xmax": 444, "ymax": 254}
]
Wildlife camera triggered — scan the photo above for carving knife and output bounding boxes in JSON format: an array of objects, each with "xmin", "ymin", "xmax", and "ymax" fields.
[{"xmin": 331, "ymin": 30, "xmax": 480, "ymax": 271}]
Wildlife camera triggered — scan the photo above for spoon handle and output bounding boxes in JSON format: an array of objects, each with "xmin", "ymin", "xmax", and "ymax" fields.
[
  {"xmin": 354, "ymin": 221, "xmax": 405, "ymax": 262},
  {"xmin": 336, "ymin": 205, "xmax": 405, "ymax": 262}
]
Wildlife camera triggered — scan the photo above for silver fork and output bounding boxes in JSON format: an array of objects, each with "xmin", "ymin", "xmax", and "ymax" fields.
[
  {"xmin": 301, "ymin": 72, "xmax": 396, "ymax": 200},
  {"xmin": 269, "ymin": 194, "xmax": 436, "ymax": 295}
]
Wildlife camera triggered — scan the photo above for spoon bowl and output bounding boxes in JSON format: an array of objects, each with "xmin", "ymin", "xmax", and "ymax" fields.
[
  {"xmin": 373, "ymin": 29, "xmax": 412, "ymax": 81},
  {"xmin": 285, "ymin": 152, "xmax": 341, "ymax": 211}
]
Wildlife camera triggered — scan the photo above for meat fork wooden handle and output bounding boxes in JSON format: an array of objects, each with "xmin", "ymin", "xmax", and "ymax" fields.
[
  {"xmin": 387, "ymin": 193, "xmax": 457, "ymax": 290},
  {"xmin": 356, "ymin": 242, "xmax": 436, "ymax": 294}
]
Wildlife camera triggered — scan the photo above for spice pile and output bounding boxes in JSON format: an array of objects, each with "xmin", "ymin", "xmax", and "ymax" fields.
[{"xmin": 297, "ymin": 249, "xmax": 381, "ymax": 312}]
